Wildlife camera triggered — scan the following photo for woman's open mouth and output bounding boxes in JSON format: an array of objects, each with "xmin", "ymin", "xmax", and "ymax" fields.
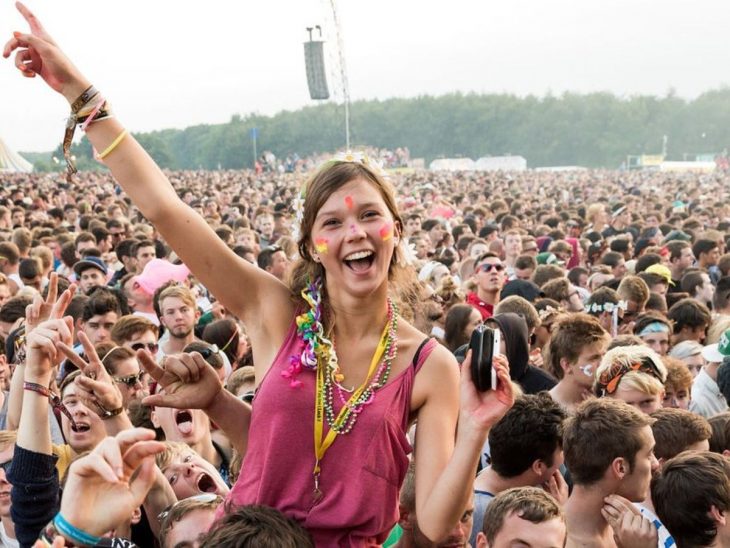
[{"xmin": 343, "ymin": 250, "xmax": 375, "ymax": 272}]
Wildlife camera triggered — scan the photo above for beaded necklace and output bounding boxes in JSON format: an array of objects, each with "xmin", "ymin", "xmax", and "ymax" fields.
[{"xmin": 285, "ymin": 278, "xmax": 399, "ymax": 498}]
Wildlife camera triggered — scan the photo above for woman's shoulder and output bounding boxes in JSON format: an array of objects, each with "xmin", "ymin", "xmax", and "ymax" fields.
[{"xmin": 398, "ymin": 320, "xmax": 460, "ymax": 411}]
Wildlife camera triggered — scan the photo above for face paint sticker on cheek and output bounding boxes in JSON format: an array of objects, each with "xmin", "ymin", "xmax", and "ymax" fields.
[
  {"xmin": 344, "ymin": 196, "xmax": 354, "ymax": 210},
  {"xmin": 379, "ymin": 222, "xmax": 394, "ymax": 241},
  {"xmin": 314, "ymin": 238, "xmax": 329, "ymax": 254}
]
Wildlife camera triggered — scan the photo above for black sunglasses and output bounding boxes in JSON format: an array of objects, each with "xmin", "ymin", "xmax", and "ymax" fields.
[
  {"xmin": 113, "ymin": 371, "xmax": 146, "ymax": 388},
  {"xmin": 478, "ymin": 263, "xmax": 505, "ymax": 273},
  {"xmin": 130, "ymin": 342, "xmax": 159, "ymax": 353},
  {"xmin": 0, "ymin": 460, "xmax": 11, "ymax": 474}
]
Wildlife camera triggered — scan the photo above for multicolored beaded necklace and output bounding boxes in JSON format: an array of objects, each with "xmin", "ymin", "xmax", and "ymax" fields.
[{"xmin": 283, "ymin": 277, "xmax": 399, "ymax": 498}]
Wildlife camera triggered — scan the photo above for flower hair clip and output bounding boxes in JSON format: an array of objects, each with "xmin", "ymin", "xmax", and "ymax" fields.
[
  {"xmin": 537, "ymin": 305, "xmax": 562, "ymax": 322},
  {"xmin": 586, "ymin": 300, "xmax": 628, "ymax": 314}
]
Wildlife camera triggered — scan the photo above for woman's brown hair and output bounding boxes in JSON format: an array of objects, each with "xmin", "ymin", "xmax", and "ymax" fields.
[{"xmin": 289, "ymin": 160, "xmax": 415, "ymax": 320}]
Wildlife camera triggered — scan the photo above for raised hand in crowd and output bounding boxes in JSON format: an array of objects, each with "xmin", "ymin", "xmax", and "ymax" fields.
[
  {"xmin": 459, "ymin": 352, "xmax": 515, "ymax": 434},
  {"xmin": 59, "ymin": 428, "xmax": 164, "ymax": 539},
  {"xmin": 141, "ymin": 350, "xmax": 250, "ymax": 456},
  {"xmin": 57, "ymin": 331, "xmax": 133, "ymax": 435},
  {"xmin": 4, "ymin": 2, "xmax": 90, "ymax": 102},
  {"xmin": 24, "ymin": 281, "xmax": 76, "ymax": 377}
]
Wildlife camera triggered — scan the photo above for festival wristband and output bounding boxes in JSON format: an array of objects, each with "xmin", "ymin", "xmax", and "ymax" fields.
[{"xmin": 40, "ymin": 512, "xmax": 104, "ymax": 547}]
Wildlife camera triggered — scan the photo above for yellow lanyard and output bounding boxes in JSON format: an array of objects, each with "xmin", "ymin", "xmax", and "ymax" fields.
[{"xmin": 312, "ymin": 321, "xmax": 390, "ymax": 497}]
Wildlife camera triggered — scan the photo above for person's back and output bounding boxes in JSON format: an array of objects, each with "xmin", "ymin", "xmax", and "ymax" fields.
[{"xmin": 652, "ymin": 452, "xmax": 730, "ymax": 547}]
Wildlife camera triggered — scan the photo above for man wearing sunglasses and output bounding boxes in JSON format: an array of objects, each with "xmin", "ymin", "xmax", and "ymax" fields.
[
  {"xmin": 112, "ymin": 315, "xmax": 160, "ymax": 356},
  {"xmin": 467, "ymin": 252, "xmax": 506, "ymax": 321}
]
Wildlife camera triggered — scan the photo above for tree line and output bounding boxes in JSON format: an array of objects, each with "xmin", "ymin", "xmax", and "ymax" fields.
[{"xmin": 24, "ymin": 88, "xmax": 730, "ymax": 172}]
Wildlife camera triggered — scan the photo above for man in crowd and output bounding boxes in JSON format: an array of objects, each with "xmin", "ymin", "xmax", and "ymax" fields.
[
  {"xmin": 73, "ymin": 255, "xmax": 108, "ymax": 295},
  {"xmin": 156, "ymin": 285, "xmax": 200, "ymax": 357},
  {"xmin": 652, "ymin": 452, "xmax": 730, "ymax": 547},
  {"xmin": 472, "ymin": 393, "xmax": 567, "ymax": 547},
  {"xmin": 134, "ymin": 239, "xmax": 157, "ymax": 272},
  {"xmin": 80, "ymin": 287, "xmax": 124, "ymax": 347},
  {"xmin": 681, "ymin": 270, "xmax": 715, "ymax": 309},
  {"xmin": 467, "ymin": 252, "xmax": 505, "ymax": 320},
  {"xmin": 563, "ymin": 399, "xmax": 659, "ymax": 547},
  {"xmin": 111, "ymin": 315, "xmax": 160, "ymax": 354},
  {"xmin": 666, "ymin": 241, "xmax": 695, "ymax": 290},
  {"xmin": 474, "ymin": 488, "xmax": 566, "ymax": 548},
  {"xmin": 502, "ymin": 229, "xmax": 522, "ymax": 275},
  {"xmin": 668, "ymin": 298, "xmax": 711, "ymax": 345},
  {"xmin": 548, "ymin": 314, "xmax": 609, "ymax": 411},
  {"xmin": 256, "ymin": 245, "xmax": 290, "ymax": 282},
  {"xmin": 694, "ymin": 238, "xmax": 721, "ymax": 284}
]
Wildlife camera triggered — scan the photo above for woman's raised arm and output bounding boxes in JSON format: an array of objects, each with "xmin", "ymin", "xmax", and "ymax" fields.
[{"xmin": 4, "ymin": 3, "xmax": 294, "ymax": 344}]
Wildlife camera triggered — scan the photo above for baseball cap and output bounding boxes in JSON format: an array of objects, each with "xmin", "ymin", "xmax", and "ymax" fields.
[
  {"xmin": 702, "ymin": 329, "xmax": 730, "ymax": 363},
  {"xmin": 73, "ymin": 256, "xmax": 108, "ymax": 277},
  {"xmin": 662, "ymin": 230, "xmax": 692, "ymax": 244},
  {"xmin": 644, "ymin": 264, "xmax": 675, "ymax": 286},
  {"xmin": 500, "ymin": 280, "xmax": 544, "ymax": 303},
  {"xmin": 536, "ymin": 252, "xmax": 563, "ymax": 266},
  {"xmin": 611, "ymin": 203, "xmax": 627, "ymax": 217}
]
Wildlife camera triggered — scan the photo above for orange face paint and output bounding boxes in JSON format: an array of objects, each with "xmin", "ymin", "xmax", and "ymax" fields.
[
  {"xmin": 379, "ymin": 223, "xmax": 394, "ymax": 241},
  {"xmin": 344, "ymin": 196, "xmax": 354, "ymax": 210},
  {"xmin": 314, "ymin": 238, "xmax": 329, "ymax": 254}
]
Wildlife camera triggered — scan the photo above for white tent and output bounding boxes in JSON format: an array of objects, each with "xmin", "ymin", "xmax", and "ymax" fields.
[
  {"xmin": 0, "ymin": 138, "xmax": 32, "ymax": 173},
  {"xmin": 429, "ymin": 158, "xmax": 476, "ymax": 171},
  {"xmin": 475, "ymin": 155, "xmax": 527, "ymax": 171}
]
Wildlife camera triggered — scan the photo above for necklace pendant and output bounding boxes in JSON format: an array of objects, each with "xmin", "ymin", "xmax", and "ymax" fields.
[{"xmin": 313, "ymin": 474, "xmax": 323, "ymax": 502}]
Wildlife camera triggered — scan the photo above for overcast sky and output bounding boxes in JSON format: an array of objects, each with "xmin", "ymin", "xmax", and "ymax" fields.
[{"xmin": 2, "ymin": 0, "xmax": 729, "ymax": 152}]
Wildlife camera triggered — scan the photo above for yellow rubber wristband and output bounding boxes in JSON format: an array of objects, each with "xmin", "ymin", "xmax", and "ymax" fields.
[{"xmin": 97, "ymin": 129, "xmax": 128, "ymax": 160}]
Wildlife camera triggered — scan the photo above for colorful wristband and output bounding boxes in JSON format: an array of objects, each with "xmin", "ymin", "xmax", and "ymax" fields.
[
  {"xmin": 96, "ymin": 129, "xmax": 128, "ymax": 161},
  {"xmin": 53, "ymin": 512, "xmax": 103, "ymax": 546}
]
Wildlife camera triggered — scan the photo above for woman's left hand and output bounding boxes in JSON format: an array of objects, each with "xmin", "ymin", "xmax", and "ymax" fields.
[{"xmin": 459, "ymin": 351, "xmax": 515, "ymax": 433}]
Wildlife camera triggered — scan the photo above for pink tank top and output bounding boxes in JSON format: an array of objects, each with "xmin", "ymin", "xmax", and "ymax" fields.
[{"xmin": 221, "ymin": 319, "xmax": 437, "ymax": 547}]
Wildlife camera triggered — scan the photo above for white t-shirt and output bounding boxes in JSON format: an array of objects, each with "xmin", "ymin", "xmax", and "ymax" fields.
[{"xmin": 0, "ymin": 521, "xmax": 19, "ymax": 548}]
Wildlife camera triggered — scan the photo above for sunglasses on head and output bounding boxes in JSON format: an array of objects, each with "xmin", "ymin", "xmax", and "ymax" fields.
[
  {"xmin": 157, "ymin": 493, "xmax": 222, "ymax": 524},
  {"xmin": 113, "ymin": 371, "xmax": 146, "ymax": 388},
  {"xmin": 130, "ymin": 342, "xmax": 159, "ymax": 353},
  {"xmin": 197, "ymin": 345, "xmax": 219, "ymax": 360},
  {"xmin": 478, "ymin": 263, "xmax": 505, "ymax": 273}
]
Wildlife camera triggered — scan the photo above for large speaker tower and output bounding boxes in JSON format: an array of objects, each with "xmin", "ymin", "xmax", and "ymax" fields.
[{"xmin": 304, "ymin": 27, "xmax": 330, "ymax": 100}]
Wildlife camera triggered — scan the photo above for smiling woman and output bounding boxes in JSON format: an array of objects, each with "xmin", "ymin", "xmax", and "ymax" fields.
[{"xmin": 3, "ymin": 5, "xmax": 515, "ymax": 545}]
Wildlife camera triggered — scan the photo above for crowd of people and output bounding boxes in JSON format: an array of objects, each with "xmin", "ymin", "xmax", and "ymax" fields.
[{"xmin": 2, "ymin": 3, "xmax": 730, "ymax": 548}]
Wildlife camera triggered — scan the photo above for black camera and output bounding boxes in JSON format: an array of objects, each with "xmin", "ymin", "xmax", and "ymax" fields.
[{"xmin": 469, "ymin": 325, "xmax": 501, "ymax": 391}]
